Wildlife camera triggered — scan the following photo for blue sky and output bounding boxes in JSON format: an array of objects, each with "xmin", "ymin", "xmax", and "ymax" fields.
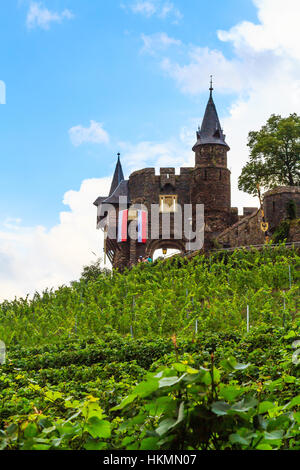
[
  {"xmin": 1, "ymin": 0, "xmax": 300, "ymax": 299},
  {"xmin": 0, "ymin": 0, "xmax": 257, "ymax": 228}
]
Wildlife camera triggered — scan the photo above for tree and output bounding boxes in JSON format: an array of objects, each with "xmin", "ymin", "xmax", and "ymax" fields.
[
  {"xmin": 238, "ymin": 113, "xmax": 300, "ymax": 196},
  {"xmin": 80, "ymin": 258, "xmax": 111, "ymax": 283}
]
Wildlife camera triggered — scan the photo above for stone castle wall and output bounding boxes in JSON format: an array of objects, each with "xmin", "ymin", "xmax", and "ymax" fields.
[
  {"xmin": 216, "ymin": 186, "xmax": 300, "ymax": 248},
  {"xmin": 264, "ymin": 186, "xmax": 300, "ymax": 232},
  {"xmin": 216, "ymin": 209, "xmax": 264, "ymax": 248}
]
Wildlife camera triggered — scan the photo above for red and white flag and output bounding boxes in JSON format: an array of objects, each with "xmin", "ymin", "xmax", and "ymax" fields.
[
  {"xmin": 117, "ymin": 209, "xmax": 128, "ymax": 242},
  {"xmin": 137, "ymin": 210, "xmax": 147, "ymax": 244}
]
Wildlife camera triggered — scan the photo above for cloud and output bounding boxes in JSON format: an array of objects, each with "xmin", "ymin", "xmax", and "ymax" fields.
[
  {"xmin": 218, "ymin": 0, "xmax": 300, "ymax": 60},
  {"xmin": 125, "ymin": 1, "xmax": 182, "ymax": 22},
  {"xmin": 119, "ymin": 138, "xmax": 192, "ymax": 172},
  {"xmin": 141, "ymin": 32, "xmax": 182, "ymax": 55},
  {"xmin": 0, "ymin": 178, "xmax": 111, "ymax": 301},
  {"xmin": 130, "ymin": 1, "xmax": 156, "ymax": 17},
  {"xmin": 26, "ymin": 2, "xmax": 74, "ymax": 30},
  {"xmin": 161, "ymin": 47, "xmax": 246, "ymax": 95},
  {"xmin": 69, "ymin": 121, "xmax": 110, "ymax": 147}
]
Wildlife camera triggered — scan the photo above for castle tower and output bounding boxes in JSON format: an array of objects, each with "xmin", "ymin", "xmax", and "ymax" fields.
[{"xmin": 191, "ymin": 79, "xmax": 232, "ymax": 242}]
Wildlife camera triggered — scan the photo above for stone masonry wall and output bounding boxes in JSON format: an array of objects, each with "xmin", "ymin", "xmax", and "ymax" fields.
[
  {"xmin": 263, "ymin": 186, "xmax": 300, "ymax": 232},
  {"xmin": 216, "ymin": 209, "xmax": 264, "ymax": 248}
]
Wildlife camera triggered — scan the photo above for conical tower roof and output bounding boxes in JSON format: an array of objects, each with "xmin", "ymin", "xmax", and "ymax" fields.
[
  {"xmin": 193, "ymin": 80, "xmax": 229, "ymax": 151},
  {"xmin": 109, "ymin": 153, "xmax": 124, "ymax": 196}
]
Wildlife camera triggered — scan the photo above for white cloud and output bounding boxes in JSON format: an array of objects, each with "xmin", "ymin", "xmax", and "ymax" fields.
[
  {"xmin": 126, "ymin": 1, "xmax": 182, "ymax": 21},
  {"xmin": 119, "ymin": 138, "xmax": 193, "ymax": 172},
  {"xmin": 69, "ymin": 121, "xmax": 110, "ymax": 147},
  {"xmin": 0, "ymin": 178, "xmax": 111, "ymax": 301},
  {"xmin": 218, "ymin": 0, "xmax": 300, "ymax": 60},
  {"xmin": 161, "ymin": 47, "xmax": 246, "ymax": 95},
  {"xmin": 141, "ymin": 32, "xmax": 182, "ymax": 55},
  {"xmin": 26, "ymin": 2, "xmax": 74, "ymax": 30},
  {"xmin": 130, "ymin": 1, "xmax": 156, "ymax": 17}
]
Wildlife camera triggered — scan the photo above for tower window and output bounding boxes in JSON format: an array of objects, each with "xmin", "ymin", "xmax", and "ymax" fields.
[
  {"xmin": 159, "ymin": 195, "xmax": 178, "ymax": 213},
  {"xmin": 204, "ymin": 169, "xmax": 207, "ymax": 180},
  {"xmin": 273, "ymin": 201, "xmax": 276, "ymax": 212},
  {"xmin": 128, "ymin": 208, "xmax": 138, "ymax": 221},
  {"xmin": 219, "ymin": 170, "xmax": 222, "ymax": 181}
]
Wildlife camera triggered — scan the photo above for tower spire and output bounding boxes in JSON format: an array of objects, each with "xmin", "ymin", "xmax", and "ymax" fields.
[
  {"xmin": 109, "ymin": 153, "xmax": 125, "ymax": 196},
  {"xmin": 192, "ymin": 80, "xmax": 229, "ymax": 151},
  {"xmin": 209, "ymin": 75, "xmax": 213, "ymax": 96}
]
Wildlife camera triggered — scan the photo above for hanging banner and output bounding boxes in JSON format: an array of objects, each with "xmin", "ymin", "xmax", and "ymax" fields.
[
  {"xmin": 117, "ymin": 209, "xmax": 128, "ymax": 242},
  {"xmin": 137, "ymin": 210, "xmax": 147, "ymax": 244}
]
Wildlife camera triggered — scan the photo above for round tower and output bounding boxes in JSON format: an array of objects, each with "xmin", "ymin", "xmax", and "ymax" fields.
[
  {"xmin": 191, "ymin": 81, "xmax": 232, "ymax": 242},
  {"xmin": 263, "ymin": 186, "xmax": 300, "ymax": 232}
]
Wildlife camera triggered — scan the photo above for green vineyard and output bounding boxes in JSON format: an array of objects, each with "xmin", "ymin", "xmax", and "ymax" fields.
[{"xmin": 0, "ymin": 246, "xmax": 299, "ymax": 450}]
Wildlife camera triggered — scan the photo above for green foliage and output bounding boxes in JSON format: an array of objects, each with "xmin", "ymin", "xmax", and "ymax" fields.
[
  {"xmin": 112, "ymin": 357, "xmax": 299, "ymax": 450},
  {"xmin": 79, "ymin": 258, "xmax": 111, "ymax": 283},
  {"xmin": 0, "ymin": 246, "xmax": 298, "ymax": 347},
  {"xmin": 272, "ymin": 220, "xmax": 291, "ymax": 243},
  {"xmin": 238, "ymin": 113, "xmax": 300, "ymax": 195},
  {"xmin": 0, "ymin": 324, "xmax": 299, "ymax": 450},
  {"xmin": 0, "ymin": 247, "xmax": 299, "ymax": 450}
]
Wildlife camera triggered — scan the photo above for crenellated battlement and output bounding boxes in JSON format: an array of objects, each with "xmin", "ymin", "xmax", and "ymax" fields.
[{"xmin": 130, "ymin": 168, "xmax": 155, "ymax": 178}]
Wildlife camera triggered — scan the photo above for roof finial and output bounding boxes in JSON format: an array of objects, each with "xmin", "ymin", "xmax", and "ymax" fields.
[
  {"xmin": 117, "ymin": 152, "xmax": 120, "ymax": 160},
  {"xmin": 209, "ymin": 75, "xmax": 213, "ymax": 96}
]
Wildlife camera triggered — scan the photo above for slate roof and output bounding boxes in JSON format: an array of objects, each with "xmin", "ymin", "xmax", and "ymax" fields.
[
  {"xmin": 193, "ymin": 88, "xmax": 229, "ymax": 151},
  {"xmin": 101, "ymin": 180, "xmax": 130, "ymax": 205},
  {"xmin": 93, "ymin": 154, "xmax": 128, "ymax": 207},
  {"xmin": 109, "ymin": 154, "xmax": 124, "ymax": 196}
]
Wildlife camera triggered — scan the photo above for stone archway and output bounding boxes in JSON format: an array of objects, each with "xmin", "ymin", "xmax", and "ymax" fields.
[{"xmin": 146, "ymin": 239, "xmax": 186, "ymax": 260}]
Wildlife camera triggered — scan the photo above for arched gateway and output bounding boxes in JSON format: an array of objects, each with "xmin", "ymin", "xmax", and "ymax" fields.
[{"xmin": 146, "ymin": 240, "xmax": 186, "ymax": 260}]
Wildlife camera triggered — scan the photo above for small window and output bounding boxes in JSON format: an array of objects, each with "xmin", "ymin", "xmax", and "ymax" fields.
[
  {"xmin": 273, "ymin": 201, "xmax": 276, "ymax": 212},
  {"xmin": 204, "ymin": 169, "xmax": 207, "ymax": 180},
  {"xmin": 128, "ymin": 208, "xmax": 138, "ymax": 221},
  {"xmin": 159, "ymin": 195, "xmax": 178, "ymax": 213},
  {"xmin": 219, "ymin": 170, "xmax": 222, "ymax": 181}
]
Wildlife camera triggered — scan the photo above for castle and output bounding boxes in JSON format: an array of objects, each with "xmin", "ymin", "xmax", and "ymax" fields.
[{"xmin": 94, "ymin": 85, "xmax": 300, "ymax": 270}]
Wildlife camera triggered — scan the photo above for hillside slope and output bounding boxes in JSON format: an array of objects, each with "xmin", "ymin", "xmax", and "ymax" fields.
[
  {"xmin": 0, "ymin": 246, "xmax": 299, "ymax": 450},
  {"xmin": 0, "ymin": 245, "xmax": 299, "ymax": 348}
]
